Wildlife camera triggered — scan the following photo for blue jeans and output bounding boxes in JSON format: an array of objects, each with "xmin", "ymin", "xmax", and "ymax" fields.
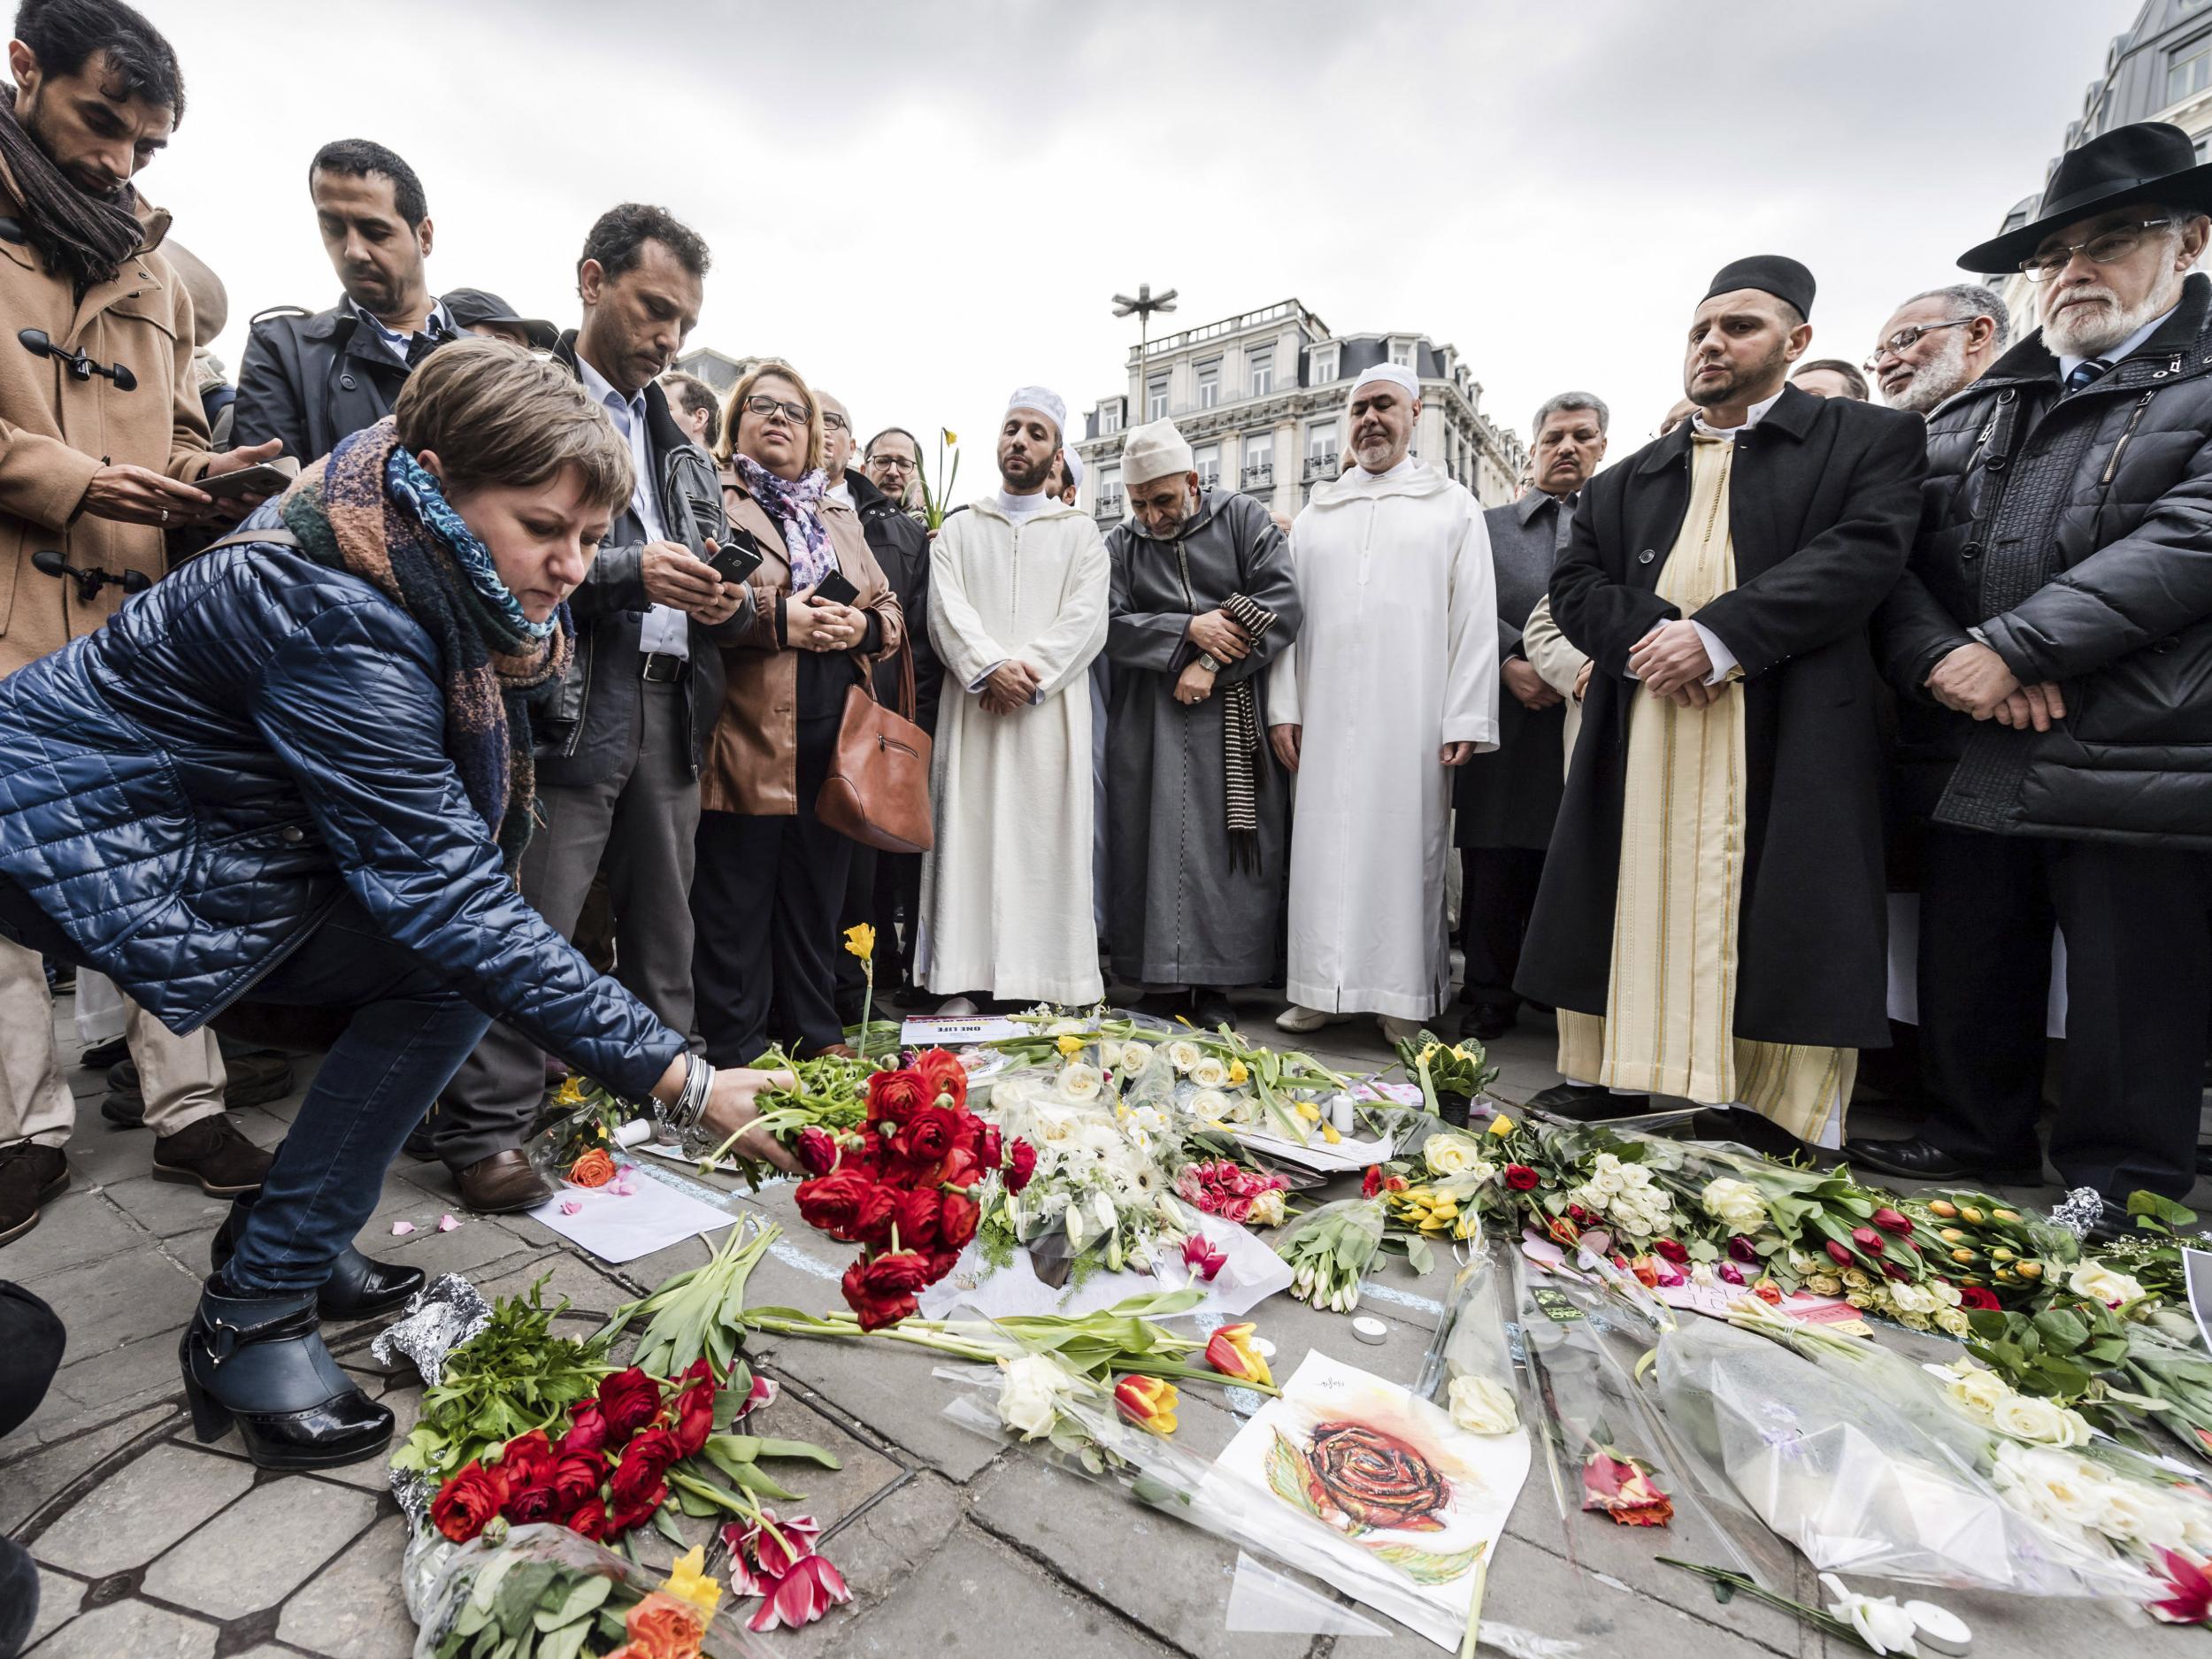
[{"xmin": 211, "ymin": 902, "xmax": 491, "ymax": 1293}]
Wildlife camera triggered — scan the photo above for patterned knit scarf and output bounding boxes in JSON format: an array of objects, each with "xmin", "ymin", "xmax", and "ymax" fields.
[
  {"xmin": 276, "ymin": 419, "xmax": 571, "ymax": 872},
  {"xmin": 729, "ymin": 451, "xmax": 835, "ymax": 589},
  {"xmin": 1217, "ymin": 592, "xmax": 1279, "ymax": 872},
  {"xmin": 0, "ymin": 97, "xmax": 144, "ymax": 293}
]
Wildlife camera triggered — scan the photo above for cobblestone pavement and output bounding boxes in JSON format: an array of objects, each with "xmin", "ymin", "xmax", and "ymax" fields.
[{"xmin": 6, "ymin": 995, "xmax": 2208, "ymax": 1658}]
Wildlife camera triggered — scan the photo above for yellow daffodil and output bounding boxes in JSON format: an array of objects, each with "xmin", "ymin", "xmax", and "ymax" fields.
[
  {"xmin": 1056, "ymin": 1033, "xmax": 1086, "ymax": 1057},
  {"xmin": 942, "ymin": 427, "xmax": 958, "ymax": 446},
  {"xmin": 552, "ymin": 1075, "xmax": 587, "ymax": 1109},
  {"xmin": 1228, "ymin": 1059, "xmax": 1248, "ymax": 1086},
  {"xmin": 1486, "ymin": 1115, "xmax": 1516, "ymax": 1137},
  {"xmin": 1294, "ymin": 1102, "xmax": 1321, "ymax": 1122},
  {"xmin": 1321, "ymin": 1121, "xmax": 1342, "ymax": 1144},
  {"xmin": 843, "ymin": 923, "xmax": 876, "ymax": 962},
  {"xmin": 660, "ymin": 1546, "xmax": 724, "ymax": 1617}
]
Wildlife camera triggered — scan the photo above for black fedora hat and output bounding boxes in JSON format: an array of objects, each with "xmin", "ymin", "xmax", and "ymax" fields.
[
  {"xmin": 1959, "ymin": 120, "xmax": 2212, "ymax": 273},
  {"xmin": 440, "ymin": 288, "xmax": 559, "ymax": 351}
]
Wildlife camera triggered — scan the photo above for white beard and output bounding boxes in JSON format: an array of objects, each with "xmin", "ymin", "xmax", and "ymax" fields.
[
  {"xmin": 1886, "ymin": 330, "xmax": 1972, "ymax": 414},
  {"xmin": 2043, "ymin": 277, "xmax": 2179, "ymax": 359}
]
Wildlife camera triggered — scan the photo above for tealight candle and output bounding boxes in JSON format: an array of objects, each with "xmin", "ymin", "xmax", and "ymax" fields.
[
  {"xmin": 1903, "ymin": 1601, "xmax": 1970, "ymax": 1655},
  {"xmin": 1351, "ymin": 1316, "xmax": 1388, "ymax": 1345}
]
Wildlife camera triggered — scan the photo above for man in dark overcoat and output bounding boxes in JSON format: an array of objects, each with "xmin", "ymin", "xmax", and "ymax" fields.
[
  {"xmin": 1855, "ymin": 122, "xmax": 2212, "ymax": 1229},
  {"xmin": 1517, "ymin": 257, "xmax": 1925, "ymax": 1148}
]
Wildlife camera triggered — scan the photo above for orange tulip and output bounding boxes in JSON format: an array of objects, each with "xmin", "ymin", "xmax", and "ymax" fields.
[
  {"xmin": 1113, "ymin": 1374, "xmax": 1179, "ymax": 1436},
  {"xmin": 1204, "ymin": 1323, "xmax": 1272, "ymax": 1388}
]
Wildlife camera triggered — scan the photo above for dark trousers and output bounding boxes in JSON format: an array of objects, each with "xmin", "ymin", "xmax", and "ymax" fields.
[
  {"xmin": 1458, "ymin": 846, "xmax": 1547, "ymax": 1012},
  {"xmin": 835, "ymin": 847, "xmax": 918, "ymax": 1014},
  {"xmin": 1918, "ymin": 826, "xmax": 2212, "ymax": 1200},
  {"xmin": 693, "ymin": 713, "xmax": 851, "ymax": 1064},
  {"xmin": 437, "ymin": 680, "xmax": 698, "ymax": 1169}
]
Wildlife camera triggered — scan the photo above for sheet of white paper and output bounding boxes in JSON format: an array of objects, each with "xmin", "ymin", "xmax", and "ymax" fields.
[
  {"xmin": 917, "ymin": 1210, "xmax": 1291, "ymax": 1320},
  {"xmin": 899, "ymin": 1014, "xmax": 1026, "ymax": 1044},
  {"xmin": 523, "ymin": 1167, "xmax": 738, "ymax": 1263},
  {"xmin": 1237, "ymin": 1127, "xmax": 1394, "ymax": 1174}
]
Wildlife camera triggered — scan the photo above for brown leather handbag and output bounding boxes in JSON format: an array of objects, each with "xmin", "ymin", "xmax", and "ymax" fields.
[{"xmin": 816, "ymin": 632, "xmax": 934, "ymax": 853}]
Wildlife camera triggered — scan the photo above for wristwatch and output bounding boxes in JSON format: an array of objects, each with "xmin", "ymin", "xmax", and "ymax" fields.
[{"xmin": 1197, "ymin": 652, "xmax": 1225, "ymax": 673}]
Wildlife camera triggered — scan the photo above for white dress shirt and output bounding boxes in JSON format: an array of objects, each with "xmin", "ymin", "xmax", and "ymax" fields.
[
  {"xmin": 1667, "ymin": 386, "xmax": 1789, "ymax": 683},
  {"xmin": 349, "ymin": 297, "xmax": 452, "ymax": 365},
  {"xmin": 576, "ymin": 349, "xmax": 687, "ymax": 660}
]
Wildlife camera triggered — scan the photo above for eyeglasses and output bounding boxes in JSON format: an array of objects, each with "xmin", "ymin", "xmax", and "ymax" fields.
[
  {"xmin": 821, "ymin": 411, "xmax": 849, "ymax": 433},
  {"xmin": 1863, "ymin": 317, "xmax": 1976, "ymax": 372},
  {"xmin": 743, "ymin": 394, "xmax": 810, "ymax": 425},
  {"xmin": 2020, "ymin": 218, "xmax": 2171, "ymax": 281},
  {"xmin": 870, "ymin": 455, "xmax": 916, "ymax": 471}
]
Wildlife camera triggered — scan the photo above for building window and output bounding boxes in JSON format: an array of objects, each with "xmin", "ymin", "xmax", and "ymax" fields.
[
  {"xmin": 1248, "ymin": 349, "xmax": 1274, "ymax": 398},
  {"xmin": 2170, "ymin": 40, "xmax": 2211, "ymax": 106},
  {"xmin": 1306, "ymin": 420, "xmax": 1337, "ymax": 477},
  {"xmin": 1311, "ymin": 344, "xmax": 1338, "ymax": 384},
  {"xmin": 1389, "ymin": 341, "xmax": 1413, "ymax": 368},
  {"xmin": 1194, "ymin": 443, "xmax": 1220, "ymax": 488},
  {"xmin": 1196, "ymin": 358, "xmax": 1221, "ymax": 409},
  {"xmin": 1147, "ymin": 374, "xmax": 1168, "ymax": 421},
  {"xmin": 1241, "ymin": 432, "xmax": 1273, "ymax": 489},
  {"xmin": 1098, "ymin": 465, "xmax": 1123, "ymax": 518},
  {"xmin": 1098, "ymin": 401, "xmax": 1122, "ymax": 436}
]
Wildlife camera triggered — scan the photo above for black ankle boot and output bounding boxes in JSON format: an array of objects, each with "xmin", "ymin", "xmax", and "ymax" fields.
[
  {"xmin": 211, "ymin": 1198, "xmax": 425, "ymax": 1320},
  {"xmin": 178, "ymin": 1275, "xmax": 394, "ymax": 1470}
]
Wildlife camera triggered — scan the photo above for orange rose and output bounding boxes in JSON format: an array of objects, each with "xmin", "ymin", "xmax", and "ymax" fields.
[
  {"xmin": 568, "ymin": 1148, "xmax": 618, "ymax": 1187},
  {"xmin": 625, "ymin": 1592, "xmax": 706, "ymax": 1658}
]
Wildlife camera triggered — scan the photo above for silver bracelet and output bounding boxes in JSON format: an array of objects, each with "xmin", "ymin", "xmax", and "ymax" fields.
[{"xmin": 660, "ymin": 1051, "xmax": 715, "ymax": 1141}]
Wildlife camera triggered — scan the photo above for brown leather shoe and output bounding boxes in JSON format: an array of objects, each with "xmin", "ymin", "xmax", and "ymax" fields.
[
  {"xmin": 454, "ymin": 1149, "xmax": 551, "ymax": 1214},
  {"xmin": 151, "ymin": 1115, "xmax": 273, "ymax": 1196},
  {"xmin": 0, "ymin": 1143, "xmax": 69, "ymax": 1246}
]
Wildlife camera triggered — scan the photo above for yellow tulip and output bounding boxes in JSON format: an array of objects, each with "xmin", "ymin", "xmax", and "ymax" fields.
[{"xmin": 843, "ymin": 923, "xmax": 877, "ymax": 962}]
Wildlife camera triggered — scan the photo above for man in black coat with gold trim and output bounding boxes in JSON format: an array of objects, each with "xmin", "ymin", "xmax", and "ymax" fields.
[{"xmin": 1517, "ymin": 257, "xmax": 1925, "ymax": 1151}]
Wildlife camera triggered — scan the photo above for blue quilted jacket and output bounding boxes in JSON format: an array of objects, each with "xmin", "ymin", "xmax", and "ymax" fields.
[{"xmin": 0, "ymin": 535, "xmax": 682, "ymax": 1101}]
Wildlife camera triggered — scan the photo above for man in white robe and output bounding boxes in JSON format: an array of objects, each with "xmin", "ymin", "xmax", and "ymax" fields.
[
  {"xmin": 1268, "ymin": 365, "xmax": 1498, "ymax": 1044},
  {"xmin": 919, "ymin": 388, "xmax": 1110, "ymax": 1010}
]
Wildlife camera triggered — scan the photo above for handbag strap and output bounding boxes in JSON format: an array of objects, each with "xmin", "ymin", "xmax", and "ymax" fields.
[{"xmin": 846, "ymin": 616, "xmax": 918, "ymax": 724}]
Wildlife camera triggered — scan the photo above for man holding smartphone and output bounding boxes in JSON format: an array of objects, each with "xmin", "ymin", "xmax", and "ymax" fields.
[
  {"xmin": 0, "ymin": 0, "xmax": 303, "ymax": 1246},
  {"xmin": 430, "ymin": 204, "xmax": 751, "ymax": 1213}
]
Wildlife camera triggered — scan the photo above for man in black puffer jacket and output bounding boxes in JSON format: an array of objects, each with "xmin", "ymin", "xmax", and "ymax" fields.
[{"xmin": 1857, "ymin": 121, "xmax": 2212, "ymax": 1230}]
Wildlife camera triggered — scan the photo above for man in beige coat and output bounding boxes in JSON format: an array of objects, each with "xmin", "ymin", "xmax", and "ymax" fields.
[{"xmin": 0, "ymin": 2, "xmax": 290, "ymax": 1247}]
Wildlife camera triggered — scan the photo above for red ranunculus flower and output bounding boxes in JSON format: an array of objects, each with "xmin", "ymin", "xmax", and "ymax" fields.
[
  {"xmin": 566, "ymin": 1500, "xmax": 611, "ymax": 1540},
  {"xmin": 893, "ymin": 1104, "xmax": 961, "ymax": 1170},
  {"xmin": 1505, "ymin": 1164, "xmax": 1540, "ymax": 1191},
  {"xmin": 1824, "ymin": 1239, "xmax": 1856, "ymax": 1266},
  {"xmin": 851, "ymin": 1180, "xmax": 901, "ymax": 1249},
  {"xmin": 890, "ymin": 1187, "xmax": 943, "ymax": 1251},
  {"xmin": 1958, "ymin": 1285, "xmax": 2001, "ymax": 1310},
  {"xmin": 841, "ymin": 1258, "xmax": 918, "ymax": 1330},
  {"xmin": 1653, "ymin": 1238, "xmax": 1690, "ymax": 1265},
  {"xmin": 670, "ymin": 1358, "xmax": 718, "ymax": 1457},
  {"xmin": 504, "ymin": 1480, "xmax": 557, "ymax": 1524},
  {"xmin": 938, "ymin": 1191, "xmax": 980, "ymax": 1252},
  {"xmin": 561, "ymin": 1402, "xmax": 611, "ymax": 1458},
  {"xmin": 597, "ymin": 1367, "xmax": 662, "ymax": 1441},
  {"xmin": 977, "ymin": 1123, "xmax": 1002, "ymax": 1170},
  {"xmin": 795, "ymin": 1167, "xmax": 878, "ymax": 1240},
  {"xmin": 1361, "ymin": 1166, "xmax": 1383, "ymax": 1199},
  {"xmin": 1870, "ymin": 1206, "xmax": 1913, "ymax": 1236},
  {"xmin": 858, "ymin": 1249, "xmax": 932, "ymax": 1297},
  {"xmin": 495, "ymin": 1429, "xmax": 556, "ymax": 1493},
  {"xmin": 1005, "ymin": 1139, "xmax": 1038, "ymax": 1194},
  {"xmin": 925, "ymin": 1248, "xmax": 962, "ymax": 1282},
  {"xmin": 431, "ymin": 1461, "xmax": 508, "ymax": 1543},
  {"xmin": 605, "ymin": 1479, "xmax": 668, "ymax": 1537},
  {"xmin": 915, "ymin": 1048, "xmax": 967, "ymax": 1111},
  {"xmin": 866, "ymin": 1068, "xmax": 928, "ymax": 1125},
  {"xmin": 549, "ymin": 1452, "xmax": 604, "ymax": 1514},
  {"xmin": 795, "ymin": 1125, "xmax": 839, "ymax": 1176},
  {"xmin": 611, "ymin": 1426, "xmax": 683, "ymax": 1514}
]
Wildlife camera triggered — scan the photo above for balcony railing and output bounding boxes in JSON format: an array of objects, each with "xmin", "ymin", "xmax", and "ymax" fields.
[
  {"xmin": 1240, "ymin": 464, "xmax": 1273, "ymax": 488},
  {"xmin": 1096, "ymin": 490, "xmax": 1125, "ymax": 517},
  {"xmin": 1304, "ymin": 452, "xmax": 1339, "ymax": 480}
]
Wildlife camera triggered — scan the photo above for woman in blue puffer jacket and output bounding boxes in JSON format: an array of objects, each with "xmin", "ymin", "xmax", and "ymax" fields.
[{"xmin": 0, "ymin": 340, "xmax": 793, "ymax": 1470}]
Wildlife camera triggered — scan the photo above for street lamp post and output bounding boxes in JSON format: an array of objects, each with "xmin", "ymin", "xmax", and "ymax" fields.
[{"xmin": 1110, "ymin": 282, "xmax": 1178, "ymax": 425}]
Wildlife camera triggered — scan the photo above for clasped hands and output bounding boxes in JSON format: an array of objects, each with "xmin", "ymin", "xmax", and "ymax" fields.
[
  {"xmin": 1926, "ymin": 641, "xmax": 2067, "ymax": 732},
  {"xmin": 1627, "ymin": 618, "xmax": 1721, "ymax": 707},
  {"xmin": 979, "ymin": 659, "xmax": 1040, "ymax": 715}
]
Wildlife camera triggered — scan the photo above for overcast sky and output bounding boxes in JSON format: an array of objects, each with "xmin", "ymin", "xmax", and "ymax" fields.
[{"xmin": 150, "ymin": 0, "xmax": 2128, "ymax": 494}]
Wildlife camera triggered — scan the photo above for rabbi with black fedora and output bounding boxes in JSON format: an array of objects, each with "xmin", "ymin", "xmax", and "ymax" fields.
[
  {"xmin": 1857, "ymin": 120, "xmax": 2212, "ymax": 1232},
  {"xmin": 1516, "ymin": 254, "xmax": 1927, "ymax": 1152}
]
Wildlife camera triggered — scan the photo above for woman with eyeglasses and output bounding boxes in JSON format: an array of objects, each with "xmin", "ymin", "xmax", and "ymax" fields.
[{"xmin": 694, "ymin": 361, "xmax": 903, "ymax": 1064}]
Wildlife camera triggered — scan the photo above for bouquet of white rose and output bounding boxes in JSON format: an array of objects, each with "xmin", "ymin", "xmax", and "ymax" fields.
[{"xmin": 980, "ymin": 1073, "xmax": 1189, "ymax": 1284}]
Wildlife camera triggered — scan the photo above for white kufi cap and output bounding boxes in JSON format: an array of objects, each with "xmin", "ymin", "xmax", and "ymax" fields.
[
  {"xmin": 1004, "ymin": 385, "xmax": 1067, "ymax": 435},
  {"xmin": 1060, "ymin": 448, "xmax": 1084, "ymax": 490},
  {"xmin": 1119, "ymin": 418, "xmax": 1194, "ymax": 486},
  {"xmin": 1348, "ymin": 362, "xmax": 1422, "ymax": 406}
]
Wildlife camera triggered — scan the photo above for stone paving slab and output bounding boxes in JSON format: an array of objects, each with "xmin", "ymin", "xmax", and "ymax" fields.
[
  {"xmin": 25, "ymin": 1594, "xmax": 219, "ymax": 1659},
  {"xmin": 32, "ymin": 1440, "xmax": 255, "ymax": 1578},
  {"xmin": 0, "ymin": 1403, "xmax": 173, "ymax": 1531},
  {"xmin": 273, "ymin": 1513, "xmax": 413, "ymax": 1659},
  {"xmin": 141, "ymin": 1476, "xmax": 381, "ymax": 1620}
]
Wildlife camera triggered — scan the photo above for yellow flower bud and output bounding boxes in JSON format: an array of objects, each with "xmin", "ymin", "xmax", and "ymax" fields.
[
  {"xmin": 1959, "ymin": 1206, "xmax": 1985, "ymax": 1225},
  {"xmin": 1486, "ymin": 1116, "xmax": 1515, "ymax": 1137},
  {"xmin": 1992, "ymin": 1208, "xmax": 2020, "ymax": 1224},
  {"xmin": 1991, "ymin": 1247, "xmax": 2015, "ymax": 1263},
  {"xmin": 1320, "ymin": 1121, "xmax": 1342, "ymax": 1144},
  {"xmin": 1951, "ymin": 1248, "xmax": 1976, "ymax": 1264},
  {"xmin": 1927, "ymin": 1200, "xmax": 1957, "ymax": 1218},
  {"xmin": 2016, "ymin": 1259, "xmax": 2043, "ymax": 1279}
]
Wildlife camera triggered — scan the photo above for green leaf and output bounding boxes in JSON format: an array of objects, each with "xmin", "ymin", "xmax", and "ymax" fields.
[
  {"xmin": 1263, "ymin": 1428, "xmax": 1320, "ymax": 1518},
  {"xmin": 535, "ymin": 1622, "xmax": 591, "ymax": 1659},
  {"xmin": 1363, "ymin": 1537, "xmax": 1485, "ymax": 1585},
  {"xmin": 2032, "ymin": 1309, "xmax": 2089, "ymax": 1352},
  {"xmin": 533, "ymin": 1576, "xmax": 611, "ymax": 1632},
  {"xmin": 652, "ymin": 1504, "xmax": 687, "ymax": 1545},
  {"xmin": 493, "ymin": 1562, "xmax": 557, "ymax": 1634}
]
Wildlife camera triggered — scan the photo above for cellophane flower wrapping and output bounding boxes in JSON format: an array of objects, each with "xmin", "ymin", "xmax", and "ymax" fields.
[
  {"xmin": 1654, "ymin": 1314, "xmax": 2153, "ymax": 1598},
  {"xmin": 408, "ymin": 1523, "xmax": 775, "ymax": 1658}
]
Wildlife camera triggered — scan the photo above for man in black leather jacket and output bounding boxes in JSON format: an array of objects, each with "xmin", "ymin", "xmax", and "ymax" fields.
[
  {"xmin": 233, "ymin": 139, "xmax": 452, "ymax": 465},
  {"xmin": 434, "ymin": 205, "xmax": 749, "ymax": 1210},
  {"xmin": 1855, "ymin": 122, "xmax": 2212, "ymax": 1231}
]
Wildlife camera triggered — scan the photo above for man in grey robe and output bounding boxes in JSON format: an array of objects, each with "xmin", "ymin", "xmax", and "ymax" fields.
[
  {"xmin": 1104, "ymin": 419, "xmax": 1302, "ymax": 1029},
  {"xmin": 1454, "ymin": 393, "xmax": 1608, "ymax": 1041}
]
